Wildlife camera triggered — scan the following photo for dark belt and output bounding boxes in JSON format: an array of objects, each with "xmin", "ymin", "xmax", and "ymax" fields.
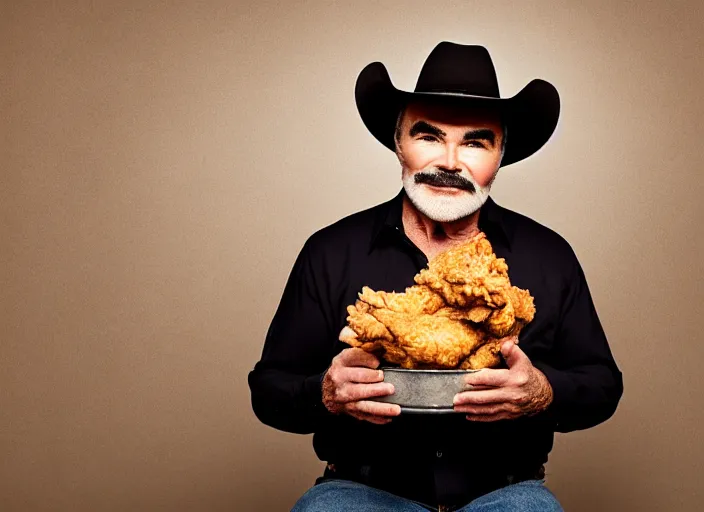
[{"xmin": 319, "ymin": 462, "xmax": 545, "ymax": 511}]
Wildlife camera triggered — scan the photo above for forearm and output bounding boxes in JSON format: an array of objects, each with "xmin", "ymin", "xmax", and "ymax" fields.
[
  {"xmin": 533, "ymin": 361, "xmax": 623, "ymax": 432},
  {"xmin": 248, "ymin": 237, "xmax": 338, "ymax": 434},
  {"xmin": 248, "ymin": 365, "xmax": 330, "ymax": 434},
  {"xmin": 535, "ymin": 253, "xmax": 624, "ymax": 432}
]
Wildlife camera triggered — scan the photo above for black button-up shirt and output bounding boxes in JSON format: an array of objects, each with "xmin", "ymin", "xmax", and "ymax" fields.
[{"xmin": 248, "ymin": 191, "xmax": 623, "ymax": 506}]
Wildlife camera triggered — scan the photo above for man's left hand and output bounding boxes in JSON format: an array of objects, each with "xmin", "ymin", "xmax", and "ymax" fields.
[{"xmin": 454, "ymin": 338, "xmax": 553, "ymax": 422}]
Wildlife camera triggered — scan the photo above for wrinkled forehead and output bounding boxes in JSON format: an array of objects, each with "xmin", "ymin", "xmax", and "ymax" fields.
[{"xmin": 400, "ymin": 99, "xmax": 503, "ymax": 130}]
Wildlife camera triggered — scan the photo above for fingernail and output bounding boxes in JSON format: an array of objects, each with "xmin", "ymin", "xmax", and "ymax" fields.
[{"xmin": 378, "ymin": 370, "xmax": 384, "ymax": 380}]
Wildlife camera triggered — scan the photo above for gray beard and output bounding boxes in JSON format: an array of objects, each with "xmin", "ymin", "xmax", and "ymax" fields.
[{"xmin": 402, "ymin": 168, "xmax": 495, "ymax": 223}]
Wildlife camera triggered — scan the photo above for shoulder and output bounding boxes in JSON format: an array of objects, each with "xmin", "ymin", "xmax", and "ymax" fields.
[
  {"xmin": 303, "ymin": 197, "xmax": 392, "ymax": 255},
  {"xmin": 495, "ymin": 204, "xmax": 590, "ymax": 307},
  {"xmin": 497, "ymin": 203, "xmax": 580, "ymax": 267}
]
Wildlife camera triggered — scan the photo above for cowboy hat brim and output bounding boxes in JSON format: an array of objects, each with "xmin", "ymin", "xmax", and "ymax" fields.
[{"xmin": 355, "ymin": 62, "xmax": 560, "ymax": 167}]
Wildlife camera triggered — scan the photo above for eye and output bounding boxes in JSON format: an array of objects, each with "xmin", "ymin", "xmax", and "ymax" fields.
[
  {"xmin": 463, "ymin": 140, "xmax": 486, "ymax": 149},
  {"xmin": 418, "ymin": 135, "xmax": 438, "ymax": 142}
]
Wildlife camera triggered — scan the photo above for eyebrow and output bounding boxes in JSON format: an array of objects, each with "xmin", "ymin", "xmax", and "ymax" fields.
[
  {"xmin": 409, "ymin": 121, "xmax": 446, "ymax": 138},
  {"xmin": 409, "ymin": 121, "xmax": 497, "ymax": 147},
  {"xmin": 462, "ymin": 129, "xmax": 496, "ymax": 146}
]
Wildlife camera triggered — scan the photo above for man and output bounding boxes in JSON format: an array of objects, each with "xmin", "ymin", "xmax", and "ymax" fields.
[{"xmin": 248, "ymin": 42, "xmax": 623, "ymax": 511}]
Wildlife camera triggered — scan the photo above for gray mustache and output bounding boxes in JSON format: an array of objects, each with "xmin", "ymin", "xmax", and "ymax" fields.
[{"xmin": 414, "ymin": 171, "xmax": 476, "ymax": 192}]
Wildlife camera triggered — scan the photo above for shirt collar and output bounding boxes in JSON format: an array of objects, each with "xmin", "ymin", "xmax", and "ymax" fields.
[
  {"xmin": 479, "ymin": 196, "xmax": 514, "ymax": 250},
  {"xmin": 369, "ymin": 190, "xmax": 404, "ymax": 251},
  {"xmin": 370, "ymin": 190, "xmax": 513, "ymax": 252}
]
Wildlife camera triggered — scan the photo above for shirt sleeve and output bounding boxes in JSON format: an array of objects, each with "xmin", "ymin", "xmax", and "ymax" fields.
[
  {"xmin": 247, "ymin": 239, "xmax": 336, "ymax": 434},
  {"xmin": 532, "ymin": 253, "xmax": 624, "ymax": 433}
]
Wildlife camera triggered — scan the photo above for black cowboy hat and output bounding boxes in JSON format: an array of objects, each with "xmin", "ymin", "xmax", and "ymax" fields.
[{"xmin": 355, "ymin": 42, "xmax": 560, "ymax": 167}]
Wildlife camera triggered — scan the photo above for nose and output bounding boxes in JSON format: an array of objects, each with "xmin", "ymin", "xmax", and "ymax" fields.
[{"xmin": 438, "ymin": 143, "xmax": 460, "ymax": 173}]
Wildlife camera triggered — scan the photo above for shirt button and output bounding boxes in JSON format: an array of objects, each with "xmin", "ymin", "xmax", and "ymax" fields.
[{"xmin": 436, "ymin": 451, "xmax": 443, "ymax": 458}]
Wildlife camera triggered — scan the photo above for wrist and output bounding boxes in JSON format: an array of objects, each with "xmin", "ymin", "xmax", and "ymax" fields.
[
  {"xmin": 530, "ymin": 368, "xmax": 554, "ymax": 414},
  {"xmin": 321, "ymin": 368, "xmax": 341, "ymax": 414}
]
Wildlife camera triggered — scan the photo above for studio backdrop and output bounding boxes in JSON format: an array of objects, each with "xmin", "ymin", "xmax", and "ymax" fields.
[{"xmin": 2, "ymin": 1, "xmax": 703, "ymax": 510}]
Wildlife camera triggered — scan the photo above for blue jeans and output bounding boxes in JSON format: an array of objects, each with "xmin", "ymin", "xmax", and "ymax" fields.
[{"xmin": 291, "ymin": 478, "xmax": 563, "ymax": 511}]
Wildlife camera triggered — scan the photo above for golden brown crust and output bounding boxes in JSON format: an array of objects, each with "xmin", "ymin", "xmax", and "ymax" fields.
[
  {"xmin": 370, "ymin": 309, "xmax": 485, "ymax": 368},
  {"xmin": 465, "ymin": 339, "xmax": 503, "ymax": 370},
  {"xmin": 341, "ymin": 232, "xmax": 535, "ymax": 369}
]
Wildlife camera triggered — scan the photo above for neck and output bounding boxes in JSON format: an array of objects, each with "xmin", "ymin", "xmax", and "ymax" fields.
[{"xmin": 401, "ymin": 195, "xmax": 481, "ymax": 256}]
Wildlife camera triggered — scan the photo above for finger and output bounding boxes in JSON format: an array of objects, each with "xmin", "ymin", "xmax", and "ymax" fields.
[
  {"xmin": 464, "ymin": 369, "xmax": 510, "ymax": 388},
  {"xmin": 502, "ymin": 340, "xmax": 529, "ymax": 369},
  {"xmin": 351, "ymin": 400, "xmax": 402, "ymax": 417},
  {"xmin": 337, "ymin": 347, "xmax": 381, "ymax": 369},
  {"xmin": 453, "ymin": 388, "xmax": 513, "ymax": 406},
  {"xmin": 465, "ymin": 411, "xmax": 518, "ymax": 422},
  {"xmin": 337, "ymin": 382, "xmax": 394, "ymax": 403},
  {"xmin": 339, "ymin": 326, "xmax": 358, "ymax": 342},
  {"xmin": 454, "ymin": 402, "xmax": 518, "ymax": 415},
  {"xmin": 339, "ymin": 366, "xmax": 385, "ymax": 384},
  {"xmin": 348, "ymin": 411, "xmax": 393, "ymax": 425}
]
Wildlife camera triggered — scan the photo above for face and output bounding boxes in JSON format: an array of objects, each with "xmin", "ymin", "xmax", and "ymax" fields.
[{"xmin": 396, "ymin": 101, "xmax": 505, "ymax": 223}]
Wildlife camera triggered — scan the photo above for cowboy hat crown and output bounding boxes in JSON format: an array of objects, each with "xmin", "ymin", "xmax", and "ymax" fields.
[{"xmin": 355, "ymin": 42, "xmax": 560, "ymax": 167}]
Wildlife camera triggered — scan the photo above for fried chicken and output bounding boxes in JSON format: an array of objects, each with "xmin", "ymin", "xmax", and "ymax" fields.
[{"xmin": 341, "ymin": 232, "xmax": 535, "ymax": 369}]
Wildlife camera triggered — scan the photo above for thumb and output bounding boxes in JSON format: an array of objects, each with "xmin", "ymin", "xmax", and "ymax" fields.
[{"xmin": 501, "ymin": 337, "xmax": 527, "ymax": 369}]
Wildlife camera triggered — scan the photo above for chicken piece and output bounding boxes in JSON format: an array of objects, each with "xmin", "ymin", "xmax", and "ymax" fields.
[
  {"xmin": 435, "ymin": 305, "xmax": 492, "ymax": 323},
  {"xmin": 459, "ymin": 339, "xmax": 502, "ymax": 370},
  {"xmin": 358, "ymin": 285, "xmax": 445, "ymax": 315},
  {"xmin": 345, "ymin": 302, "xmax": 393, "ymax": 342},
  {"xmin": 415, "ymin": 233, "xmax": 535, "ymax": 334},
  {"xmin": 370, "ymin": 309, "xmax": 485, "ymax": 369},
  {"xmin": 506, "ymin": 286, "xmax": 536, "ymax": 324},
  {"xmin": 341, "ymin": 232, "xmax": 536, "ymax": 370},
  {"xmin": 484, "ymin": 300, "xmax": 516, "ymax": 338},
  {"xmin": 415, "ymin": 233, "xmax": 510, "ymax": 309},
  {"xmin": 343, "ymin": 303, "xmax": 484, "ymax": 368}
]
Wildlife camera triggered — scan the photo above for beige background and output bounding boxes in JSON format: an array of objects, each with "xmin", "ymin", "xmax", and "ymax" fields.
[{"xmin": 2, "ymin": 0, "xmax": 703, "ymax": 510}]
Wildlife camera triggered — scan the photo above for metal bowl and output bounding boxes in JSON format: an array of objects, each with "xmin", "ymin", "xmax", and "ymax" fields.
[{"xmin": 373, "ymin": 367, "xmax": 479, "ymax": 413}]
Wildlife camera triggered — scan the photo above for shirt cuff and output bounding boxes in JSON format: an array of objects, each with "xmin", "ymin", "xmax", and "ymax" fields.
[
  {"xmin": 531, "ymin": 361, "xmax": 574, "ymax": 429},
  {"xmin": 302, "ymin": 371, "xmax": 329, "ymax": 416}
]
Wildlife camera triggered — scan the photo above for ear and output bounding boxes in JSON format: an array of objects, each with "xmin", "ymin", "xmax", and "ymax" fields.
[
  {"xmin": 499, "ymin": 123, "xmax": 508, "ymax": 158},
  {"xmin": 395, "ymin": 145, "xmax": 407, "ymax": 167},
  {"xmin": 393, "ymin": 106, "xmax": 408, "ymax": 149},
  {"xmin": 488, "ymin": 166, "xmax": 501, "ymax": 187}
]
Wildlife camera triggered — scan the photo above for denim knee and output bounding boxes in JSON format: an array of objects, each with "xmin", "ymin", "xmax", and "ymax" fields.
[
  {"xmin": 462, "ymin": 480, "xmax": 563, "ymax": 512},
  {"xmin": 291, "ymin": 479, "xmax": 428, "ymax": 512}
]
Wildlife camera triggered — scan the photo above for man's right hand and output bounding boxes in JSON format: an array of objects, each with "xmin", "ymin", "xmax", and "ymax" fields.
[{"xmin": 321, "ymin": 348, "xmax": 401, "ymax": 425}]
